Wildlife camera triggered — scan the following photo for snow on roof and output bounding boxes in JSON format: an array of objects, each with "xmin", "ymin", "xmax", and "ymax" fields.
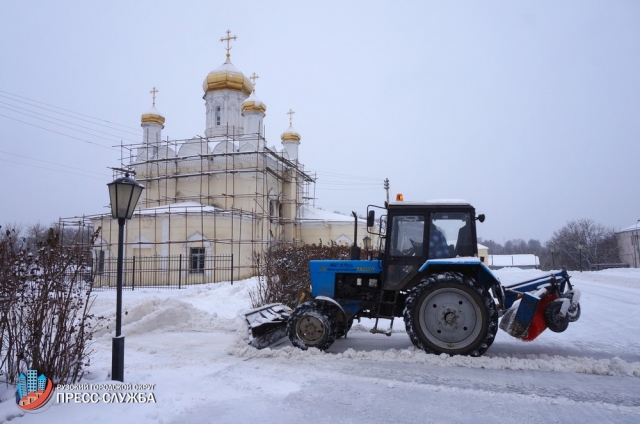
[
  {"xmin": 300, "ymin": 206, "xmax": 363, "ymax": 223},
  {"xmin": 135, "ymin": 201, "xmax": 221, "ymax": 216},
  {"xmin": 617, "ymin": 223, "xmax": 640, "ymax": 233},
  {"xmin": 243, "ymin": 91, "xmax": 264, "ymax": 106},
  {"xmin": 488, "ymin": 254, "xmax": 540, "ymax": 267},
  {"xmin": 389, "ymin": 199, "xmax": 471, "ymax": 206},
  {"xmin": 143, "ymin": 105, "xmax": 164, "ymax": 117}
]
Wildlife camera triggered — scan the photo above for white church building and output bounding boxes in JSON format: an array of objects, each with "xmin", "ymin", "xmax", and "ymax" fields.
[{"xmin": 81, "ymin": 32, "xmax": 367, "ymax": 285}]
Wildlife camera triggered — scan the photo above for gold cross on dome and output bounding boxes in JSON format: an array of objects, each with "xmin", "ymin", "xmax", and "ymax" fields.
[
  {"xmin": 287, "ymin": 108, "xmax": 295, "ymax": 126},
  {"xmin": 250, "ymin": 72, "xmax": 259, "ymax": 88},
  {"xmin": 220, "ymin": 29, "xmax": 237, "ymax": 60},
  {"xmin": 150, "ymin": 87, "xmax": 158, "ymax": 107}
]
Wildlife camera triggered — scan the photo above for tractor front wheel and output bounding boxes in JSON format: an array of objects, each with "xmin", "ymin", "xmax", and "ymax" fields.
[
  {"xmin": 404, "ymin": 272, "xmax": 498, "ymax": 356},
  {"xmin": 287, "ymin": 302, "xmax": 337, "ymax": 351}
]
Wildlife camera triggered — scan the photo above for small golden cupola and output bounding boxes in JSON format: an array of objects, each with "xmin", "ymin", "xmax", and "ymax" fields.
[
  {"xmin": 241, "ymin": 73, "xmax": 267, "ymax": 143},
  {"xmin": 281, "ymin": 108, "xmax": 301, "ymax": 161},
  {"xmin": 242, "ymin": 72, "xmax": 267, "ymax": 114},
  {"xmin": 141, "ymin": 87, "xmax": 165, "ymax": 128},
  {"xmin": 281, "ymin": 108, "xmax": 301, "ymax": 143},
  {"xmin": 138, "ymin": 87, "xmax": 165, "ymax": 160}
]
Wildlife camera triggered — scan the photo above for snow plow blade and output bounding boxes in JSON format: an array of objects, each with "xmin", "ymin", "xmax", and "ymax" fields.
[
  {"xmin": 243, "ymin": 303, "xmax": 292, "ymax": 349},
  {"xmin": 499, "ymin": 270, "xmax": 581, "ymax": 341}
]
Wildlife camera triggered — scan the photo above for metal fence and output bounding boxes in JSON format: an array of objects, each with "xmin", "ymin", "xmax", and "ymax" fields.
[
  {"xmin": 590, "ymin": 263, "xmax": 630, "ymax": 271},
  {"xmin": 89, "ymin": 254, "xmax": 234, "ymax": 290}
]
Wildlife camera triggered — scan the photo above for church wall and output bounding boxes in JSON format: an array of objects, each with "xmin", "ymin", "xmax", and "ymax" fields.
[
  {"xmin": 243, "ymin": 111, "xmax": 263, "ymax": 135},
  {"xmin": 90, "ymin": 210, "xmax": 261, "ymax": 285},
  {"xmin": 299, "ymin": 222, "xmax": 369, "ymax": 247},
  {"xmin": 142, "ymin": 123, "xmax": 162, "ymax": 146},
  {"xmin": 140, "ymin": 177, "xmax": 177, "ymax": 208},
  {"xmin": 205, "ymin": 89, "xmax": 248, "ymax": 138}
]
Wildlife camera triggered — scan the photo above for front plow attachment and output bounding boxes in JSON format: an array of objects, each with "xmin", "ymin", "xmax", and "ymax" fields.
[
  {"xmin": 499, "ymin": 270, "xmax": 581, "ymax": 341},
  {"xmin": 243, "ymin": 303, "xmax": 292, "ymax": 349}
]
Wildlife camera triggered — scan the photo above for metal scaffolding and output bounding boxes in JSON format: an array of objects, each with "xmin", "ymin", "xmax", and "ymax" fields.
[{"xmin": 61, "ymin": 128, "xmax": 316, "ymax": 285}]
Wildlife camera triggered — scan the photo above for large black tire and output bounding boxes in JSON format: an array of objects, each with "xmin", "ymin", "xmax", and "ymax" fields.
[
  {"xmin": 544, "ymin": 300, "xmax": 570, "ymax": 333},
  {"xmin": 403, "ymin": 272, "xmax": 498, "ymax": 356},
  {"xmin": 287, "ymin": 301, "xmax": 337, "ymax": 351}
]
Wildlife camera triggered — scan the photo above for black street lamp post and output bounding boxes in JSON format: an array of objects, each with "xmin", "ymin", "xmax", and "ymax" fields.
[
  {"xmin": 550, "ymin": 247, "xmax": 555, "ymax": 270},
  {"xmin": 578, "ymin": 243, "xmax": 584, "ymax": 272},
  {"xmin": 363, "ymin": 236, "xmax": 372, "ymax": 260},
  {"xmin": 107, "ymin": 173, "xmax": 144, "ymax": 382}
]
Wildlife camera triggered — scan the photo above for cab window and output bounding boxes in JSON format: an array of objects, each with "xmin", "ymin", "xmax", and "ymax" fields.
[
  {"xmin": 390, "ymin": 215, "xmax": 424, "ymax": 257},
  {"xmin": 430, "ymin": 211, "xmax": 473, "ymax": 258}
]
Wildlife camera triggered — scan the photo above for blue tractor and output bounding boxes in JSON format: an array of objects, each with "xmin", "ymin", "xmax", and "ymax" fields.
[{"xmin": 246, "ymin": 198, "xmax": 581, "ymax": 356}]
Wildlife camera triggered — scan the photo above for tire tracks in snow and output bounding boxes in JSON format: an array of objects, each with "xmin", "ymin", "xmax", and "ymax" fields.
[{"xmin": 334, "ymin": 359, "xmax": 640, "ymax": 408}]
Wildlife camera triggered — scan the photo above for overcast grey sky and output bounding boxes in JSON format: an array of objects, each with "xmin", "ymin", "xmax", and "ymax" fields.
[{"xmin": 1, "ymin": 0, "xmax": 638, "ymax": 243}]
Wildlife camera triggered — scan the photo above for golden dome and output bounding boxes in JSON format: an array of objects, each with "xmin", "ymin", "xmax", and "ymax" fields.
[
  {"xmin": 281, "ymin": 125, "xmax": 301, "ymax": 143},
  {"xmin": 141, "ymin": 106, "xmax": 165, "ymax": 128},
  {"xmin": 242, "ymin": 92, "xmax": 267, "ymax": 114},
  {"xmin": 203, "ymin": 59, "xmax": 253, "ymax": 96}
]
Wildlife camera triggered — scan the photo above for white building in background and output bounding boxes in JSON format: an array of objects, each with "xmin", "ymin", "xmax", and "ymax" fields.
[
  {"xmin": 85, "ymin": 32, "xmax": 368, "ymax": 283},
  {"xmin": 617, "ymin": 223, "xmax": 640, "ymax": 268},
  {"xmin": 487, "ymin": 254, "xmax": 540, "ymax": 270}
]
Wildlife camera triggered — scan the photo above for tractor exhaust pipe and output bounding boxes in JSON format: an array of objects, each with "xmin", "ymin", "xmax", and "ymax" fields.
[{"xmin": 351, "ymin": 211, "xmax": 361, "ymax": 260}]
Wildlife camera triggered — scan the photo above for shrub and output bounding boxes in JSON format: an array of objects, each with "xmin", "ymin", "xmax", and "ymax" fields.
[
  {"xmin": 249, "ymin": 243, "xmax": 352, "ymax": 309},
  {"xmin": 0, "ymin": 225, "xmax": 103, "ymax": 385}
]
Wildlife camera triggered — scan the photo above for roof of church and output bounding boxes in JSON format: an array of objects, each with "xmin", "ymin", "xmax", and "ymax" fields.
[
  {"xmin": 136, "ymin": 201, "xmax": 220, "ymax": 215},
  {"xmin": 299, "ymin": 206, "xmax": 365, "ymax": 223},
  {"xmin": 203, "ymin": 59, "xmax": 253, "ymax": 96},
  {"xmin": 141, "ymin": 105, "xmax": 165, "ymax": 127},
  {"xmin": 242, "ymin": 91, "xmax": 266, "ymax": 114},
  {"xmin": 618, "ymin": 223, "xmax": 640, "ymax": 234},
  {"xmin": 281, "ymin": 124, "xmax": 301, "ymax": 143}
]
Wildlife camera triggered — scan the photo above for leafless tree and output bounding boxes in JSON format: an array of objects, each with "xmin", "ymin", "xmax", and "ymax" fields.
[
  {"xmin": 478, "ymin": 239, "xmax": 504, "ymax": 254},
  {"xmin": 504, "ymin": 239, "xmax": 528, "ymax": 254},
  {"xmin": 547, "ymin": 219, "xmax": 619, "ymax": 271}
]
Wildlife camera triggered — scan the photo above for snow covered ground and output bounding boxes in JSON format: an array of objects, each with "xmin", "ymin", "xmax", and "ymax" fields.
[{"xmin": 1, "ymin": 268, "xmax": 639, "ymax": 423}]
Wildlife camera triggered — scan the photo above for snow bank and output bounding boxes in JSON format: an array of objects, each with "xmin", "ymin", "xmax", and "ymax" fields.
[
  {"xmin": 87, "ymin": 273, "xmax": 640, "ymax": 379},
  {"xmin": 228, "ymin": 339, "xmax": 640, "ymax": 378}
]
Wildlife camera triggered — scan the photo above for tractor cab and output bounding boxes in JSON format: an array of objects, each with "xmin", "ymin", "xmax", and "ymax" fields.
[{"xmin": 368, "ymin": 199, "xmax": 483, "ymax": 291}]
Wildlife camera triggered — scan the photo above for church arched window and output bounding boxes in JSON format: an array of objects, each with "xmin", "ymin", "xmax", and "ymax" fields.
[
  {"xmin": 215, "ymin": 106, "xmax": 221, "ymax": 126},
  {"xmin": 268, "ymin": 189, "xmax": 276, "ymax": 217}
]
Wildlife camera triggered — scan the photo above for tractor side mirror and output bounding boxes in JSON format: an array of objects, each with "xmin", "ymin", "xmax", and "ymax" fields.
[
  {"xmin": 476, "ymin": 214, "xmax": 485, "ymax": 223},
  {"xmin": 367, "ymin": 210, "xmax": 375, "ymax": 227}
]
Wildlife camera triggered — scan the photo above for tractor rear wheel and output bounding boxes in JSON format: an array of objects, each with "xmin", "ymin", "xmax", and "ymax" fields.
[
  {"xmin": 287, "ymin": 302, "xmax": 337, "ymax": 351},
  {"xmin": 403, "ymin": 272, "xmax": 498, "ymax": 356}
]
